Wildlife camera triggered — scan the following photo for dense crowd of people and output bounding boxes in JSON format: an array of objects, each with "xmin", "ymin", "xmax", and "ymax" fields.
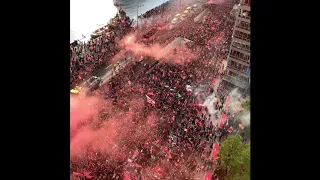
[
  {"xmin": 141, "ymin": 0, "xmax": 235, "ymax": 80},
  {"xmin": 71, "ymin": 55, "xmax": 239, "ymax": 179},
  {"xmin": 70, "ymin": 11, "xmax": 133, "ymax": 88},
  {"xmin": 70, "ymin": 0, "xmax": 249, "ymax": 179}
]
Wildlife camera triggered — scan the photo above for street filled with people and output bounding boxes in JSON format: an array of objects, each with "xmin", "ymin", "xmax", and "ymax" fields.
[
  {"xmin": 70, "ymin": 0, "xmax": 249, "ymax": 179},
  {"xmin": 70, "ymin": 10, "xmax": 133, "ymax": 88}
]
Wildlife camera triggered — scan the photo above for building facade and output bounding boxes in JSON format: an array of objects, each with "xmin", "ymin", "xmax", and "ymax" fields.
[{"xmin": 222, "ymin": 0, "xmax": 250, "ymax": 95}]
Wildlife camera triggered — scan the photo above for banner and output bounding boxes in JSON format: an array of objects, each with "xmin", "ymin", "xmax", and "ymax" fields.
[
  {"xmin": 204, "ymin": 172, "xmax": 212, "ymax": 180},
  {"xmin": 211, "ymin": 143, "xmax": 219, "ymax": 160},
  {"xmin": 219, "ymin": 113, "xmax": 227, "ymax": 128}
]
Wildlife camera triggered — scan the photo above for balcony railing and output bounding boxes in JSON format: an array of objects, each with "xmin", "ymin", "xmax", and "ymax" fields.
[
  {"xmin": 236, "ymin": 24, "xmax": 250, "ymax": 31},
  {"xmin": 228, "ymin": 56, "xmax": 250, "ymax": 67},
  {"xmin": 229, "ymin": 54, "xmax": 250, "ymax": 62},
  {"xmin": 227, "ymin": 65, "xmax": 250, "ymax": 77},
  {"xmin": 238, "ymin": 13, "xmax": 250, "ymax": 20},
  {"xmin": 231, "ymin": 44, "xmax": 250, "ymax": 53},
  {"xmin": 233, "ymin": 35, "xmax": 250, "ymax": 42},
  {"xmin": 222, "ymin": 75, "xmax": 248, "ymax": 89}
]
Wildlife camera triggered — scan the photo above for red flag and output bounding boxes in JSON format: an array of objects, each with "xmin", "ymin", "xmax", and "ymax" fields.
[
  {"xmin": 139, "ymin": 88, "xmax": 144, "ymax": 94},
  {"xmin": 170, "ymin": 116, "xmax": 175, "ymax": 123},
  {"xmin": 83, "ymin": 171, "xmax": 92, "ymax": 179},
  {"xmin": 123, "ymin": 171, "xmax": 131, "ymax": 180},
  {"xmin": 198, "ymin": 120, "xmax": 203, "ymax": 127},
  {"xmin": 73, "ymin": 172, "xmax": 84, "ymax": 177},
  {"xmin": 134, "ymin": 149, "xmax": 139, "ymax": 157},
  {"xmin": 163, "ymin": 147, "xmax": 172, "ymax": 159},
  {"xmin": 155, "ymin": 165, "xmax": 163, "ymax": 172},
  {"xmin": 239, "ymin": 123, "xmax": 245, "ymax": 129},
  {"xmin": 204, "ymin": 172, "xmax": 213, "ymax": 180},
  {"xmin": 146, "ymin": 95, "xmax": 156, "ymax": 106},
  {"xmin": 211, "ymin": 143, "xmax": 219, "ymax": 159},
  {"xmin": 135, "ymin": 164, "xmax": 142, "ymax": 168},
  {"xmin": 147, "ymin": 91, "xmax": 154, "ymax": 96},
  {"xmin": 213, "ymin": 78, "xmax": 216, "ymax": 84},
  {"xmin": 219, "ymin": 113, "xmax": 227, "ymax": 128}
]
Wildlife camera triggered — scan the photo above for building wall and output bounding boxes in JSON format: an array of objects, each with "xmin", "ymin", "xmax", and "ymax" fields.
[{"xmin": 223, "ymin": 0, "xmax": 250, "ymax": 92}]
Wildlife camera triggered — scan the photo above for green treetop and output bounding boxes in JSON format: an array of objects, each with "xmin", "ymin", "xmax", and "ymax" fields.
[{"xmin": 218, "ymin": 134, "xmax": 250, "ymax": 180}]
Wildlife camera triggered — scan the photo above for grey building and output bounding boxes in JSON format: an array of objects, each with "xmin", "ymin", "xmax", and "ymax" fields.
[{"xmin": 222, "ymin": 0, "xmax": 250, "ymax": 95}]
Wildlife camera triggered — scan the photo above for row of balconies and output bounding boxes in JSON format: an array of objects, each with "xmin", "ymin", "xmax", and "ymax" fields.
[
  {"xmin": 233, "ymin": 34, "xmax": 250, "ymax": 43},
  {"xmin": 236, "ymin": 24, "xmax": 250, "ymax": 32},
  {"xmin": 226, "ymin": 65, "xmax": 250, "ymax": 78},
  {"xmin": 229, "ymin": 52, "xmax": 250, "ymax": 62},
  {"xmin": 231, "ymin": 43, "xmax": 250, "ymax": 55},
  {"xmin": 228, "ymin": 56, "xmax": 250, "ymax": 67},
  {"xmin": 222, "ymin": 75, "xmax": 249, "ymax": 89}
]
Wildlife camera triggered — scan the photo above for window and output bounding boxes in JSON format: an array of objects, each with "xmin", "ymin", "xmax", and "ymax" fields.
[
  {"xmin": 238, "ymin": 10, "xmax": 250, "ymax": 19},
  {"xmin": 236, "ymin": 21, "xmax": 250, "ymax": 31},
  {"xmin": 230, "ymin": 49, "xmax": 249, "ymax": 62},
  {"xmin": 233, "ymin": 41, "xmax": 250, "ymax": 52},
  {"xmin": 234, "ymin": 30, "xmax": 250, "ymax": 42},
  {"xmin": 228, "ymin": 70, "xmax": 236, "ymax": 77}
]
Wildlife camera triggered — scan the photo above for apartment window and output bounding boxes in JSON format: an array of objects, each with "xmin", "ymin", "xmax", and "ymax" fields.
[
  {"xmin": 234, "ymin": 30, "xmax": 250, "ymax": 42},
  {"xmin": 230, "ymin": 49, "xmax": 249, "ymax": 62},
  {"xmin": 240, "ymin": 76, "xmax": 247, "ymax": 83},
  {"xmin": 232, "ymin": 42, "xmax": 250, "ymax": 51},
  {"xmin": 237, "ymin": 21, "xmax": 250, "ymax": 31},
  {"xmin": 239, "ymin": 10, "xmax": 250, "ymax": 19},
  {"xmin": 233, "ymin": 41, "xmax": 250, "ymax": 52},
  {"xmin": 228, "ymin": 70, "xmax": 236, "ymax": 77},
  {"xmin": 241, "ymin": 76, "xmax": 249, "ymax": 83},
  {"xmin": 243, "ymin": 54, "xmax": 250, "ymax": 61}
]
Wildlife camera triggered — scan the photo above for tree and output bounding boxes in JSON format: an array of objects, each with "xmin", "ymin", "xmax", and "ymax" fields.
[{"xmin": 218, "ymin": 135, "xmax": 250, "ymax": 180}]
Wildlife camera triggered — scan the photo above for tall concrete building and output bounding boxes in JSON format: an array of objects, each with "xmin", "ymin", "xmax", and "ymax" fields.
[{"xmin": 222, "ymin": 0, "xmax": 250, "ymax": 94}]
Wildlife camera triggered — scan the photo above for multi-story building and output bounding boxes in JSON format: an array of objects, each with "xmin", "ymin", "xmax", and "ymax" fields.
[{"xmin": 222, "ymin": 0, "xmax": 250, "ymax": 95}]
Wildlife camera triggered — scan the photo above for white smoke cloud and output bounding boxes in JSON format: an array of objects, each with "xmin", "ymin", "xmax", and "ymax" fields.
[
  {"xmin": 239, "ymin": 110, "xmax": 250, "ymax": 126},
  {"xmin": 202, "ymin": 93, "xmax": 218, "ymax": 115},
  {"xmin": 227, "ymin": 88, "xmax": 250, "ymax": 126}
]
